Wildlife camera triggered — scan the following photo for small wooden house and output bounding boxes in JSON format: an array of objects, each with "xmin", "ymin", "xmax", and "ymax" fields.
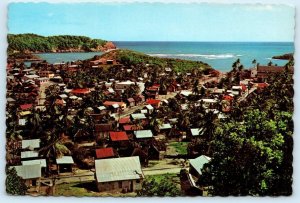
[
  {"xmin": 189, "ymin": 155, "xmax": 211, "ymax": 179},
  {"xmin": 56, "ymin": 156, "xmax": 74, "ymax": 174},
  {"xmin": 12, "ymin": 164, "xmax": 42, "ymax": 192},
  {"xmin": 95, "ymin": 156, "xmax": 144, "ymax": 193}
]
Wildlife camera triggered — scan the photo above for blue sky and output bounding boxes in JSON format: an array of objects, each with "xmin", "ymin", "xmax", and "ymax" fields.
[{"xmin": 8, "ymin": 3, "xmax": 294, "ymax": 42}]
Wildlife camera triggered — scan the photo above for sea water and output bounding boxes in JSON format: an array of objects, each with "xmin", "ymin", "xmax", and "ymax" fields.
[{"xmin": 36, "ymin": 41, "xmax": 294, "ymax": 72}]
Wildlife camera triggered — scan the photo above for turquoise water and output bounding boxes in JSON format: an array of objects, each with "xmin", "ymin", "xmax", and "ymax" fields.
[
  {"xmin": 35, "ymin": 52, "xmax": 103, "ymax": 64},
  {"xmin": 36, "ymin": 42, "xmax": 294, "ymax": 72}
]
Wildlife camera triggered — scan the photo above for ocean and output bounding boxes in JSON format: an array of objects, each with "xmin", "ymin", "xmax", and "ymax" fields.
[{"xmin": 36, "ymin": 42, "xmax": 294, "ymax": 72}]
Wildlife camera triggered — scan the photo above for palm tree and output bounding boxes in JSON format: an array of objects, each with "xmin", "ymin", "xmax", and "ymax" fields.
[
  {"xmin": 252, "ymin": 59, "xmax": 257, "ymax": 67},
  {"xmin": 268, "ymin": 61, "xmax": 273, "ymax": 66},
  {"xmin": 192, "ymin": 79, "xmax": 200, "ymax": 95}
]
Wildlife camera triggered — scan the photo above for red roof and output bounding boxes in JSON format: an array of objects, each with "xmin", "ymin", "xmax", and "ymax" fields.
[
  {"xmin": 55, "ymin": 99, "xmax": 64, "ymax": 105},
  {"xmin": 71, "ymin": 88, "xmax": 90, "ymax": 94},
  {"xmin": 119, "ymin": 116, "xmax": 131, "ymax": 124},
  {"xmin": 257, "ymin": 83, "xmax": 269, "ymax": 88},
  {"xmin": 147, "ymin": 87, "xmax": 159, "ymax": 91},
  {"xmin": 109, "ymin": 131, "xmax": 129, "ymax": 141},
  {"xmin": 241, "ymin": 84, "xmax": 247, "ymax": 91},
  {"xmin": 20, "ymin": 104, "xmax": 33, "ymax": 110},
  {"xmin": 95, "ymin": 148, "xmax": 115, "ymax": 159},
  {"xmin": 103, "ymin": 101, "xmax": 125, "ymax": 106},
  {"xmin": 123, "ymin": 125, "xmax": 142, "ymax": 131},
  {"xmin": 223, "ymin": 95, "xmax": 234, "ymax": 101},
  {"xmin": 123, "ymin": 125, "xmax": 134, "ymax": 131},
  {"xmin": 146, "ymin": 99, "xmax": 161, "ymax": 105},
  {"xmin": 127, "ymin": 98, "xmax": 135, "ymax": 103}
]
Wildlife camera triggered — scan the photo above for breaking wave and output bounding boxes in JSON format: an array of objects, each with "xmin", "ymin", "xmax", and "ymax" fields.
[{"xmin": 148, "ymin": 53, "xmax": 242, "ymax": 60}]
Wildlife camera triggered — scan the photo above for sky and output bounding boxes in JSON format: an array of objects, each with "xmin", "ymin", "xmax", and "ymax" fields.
[{"xmin": 8, "ymin": 2, "xmax": 295, "ymax": 42}]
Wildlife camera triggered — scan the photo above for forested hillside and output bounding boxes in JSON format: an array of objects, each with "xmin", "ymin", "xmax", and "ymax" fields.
[{"xmin": 7, "ymin": 33, "xmax": 113, "ymax": 53}]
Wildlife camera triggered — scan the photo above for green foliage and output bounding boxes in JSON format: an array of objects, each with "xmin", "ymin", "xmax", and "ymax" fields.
[
  {"xmin": 8, "ymin": 33, "xmax": 107, "ymax": 53},
  {"xmin": 137, "ymin": 174, "xmax": 181, "ymax": 196},
  {"xmin": 169, "ymin": 142, "xmax": 188, "ymax": 155},
  {"xmin": 198, "ymin": 70, "xmax": 293, "ymax": 196},
  {"xmin": 199, "ymin": 109, "xmax": 292, "ymax": 196},
  {"xmin": 107, "ymin": 49, "xmax": 211, "ymax": 73},
  {"xmin": 6, "ymin": 167, "xmax": 28, "ymax": 195}
]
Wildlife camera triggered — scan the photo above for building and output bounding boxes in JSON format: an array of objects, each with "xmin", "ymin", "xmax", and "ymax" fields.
[
  {"xmin": 95, "ymin": 148, "xmax": 116, "ymax": 159},
  {"xmin": 127, "ymin": 98, "xmax": 135, "ymax": 107},
  {"xmin": 189, "ymin": 155, "xmax": 211, "ymax": 178},
  {"xmin": 39, "ymin": 71, "xmax": 55, "ymax": 78},
  {"xmin": 253, "ymin": 65, "xmax": 293, "ymax": 81},
  {"xmin": 119, "ymin": 116, "xmax": 131, "ymax": 126},
  {"xmin": 36, "ymin": 77, "xmax": 49, "ymax": 85},
  {"xmin": 95, "ymin": 156, "xmax": 144, "ymax": 192},
  {"xmin": 21, "ymin": 151, "xmax": 39, "ymax": 160},
  {"xmin": 103, "ymin": 101, "xmax": 127, "ymax": 110},
  {"xmin": 146, "ymin": 99, "xmax": 161, "ymax": 108},
  {"xmin": 131, "ymin": 113, "xmax": 147, "ymax": 121},
  {"xmin": 12, "ymin": 164, "xmax": 42, "ymax": 192},
  {"xmin": 94, "ymin": 123, "xmax": 113, "ymax": 140},
  {"xmin": 134, "ymin": 130, "xmax": 153, "ymax": 139},
  {"xmin": 109, "ymin": 131, "xmax": 129, "ymax": 142},
  {"xmin": 22, "ymin": 159, "xmax": 47, "ymax": 175},
  {"xmin": 22, "ymin": 139, "xmax": 40, "ymax": 150},
  {"xmin": 71, "ymin": 88, "xmax": 91, "ymax": 95},
  {"xmin": 56, "ymin": 156, "xmax": 74, "ymax": 174},
  {"xmin": 144, "ymin": 104, "xmax": 154, "ymax": 114},
  {"xmin": 190, "ymin": 128, "xmax": 204, "ymax": 139}
]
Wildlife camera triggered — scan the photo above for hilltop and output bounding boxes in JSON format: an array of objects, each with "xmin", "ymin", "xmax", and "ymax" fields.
[
  {"xmin": 7, "ymin": 33, "xmax": 116, "ymax": 54},
  {"xmin": 97, "ymin": 49, "xmax": 212, "ymax": 73},
  {"xmin": 272, "ymin": 53, "xmax": 294, "ymax": 60}
]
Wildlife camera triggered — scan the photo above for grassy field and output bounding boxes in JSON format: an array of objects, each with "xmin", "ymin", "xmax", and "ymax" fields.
[
  {"xmin": 147, "ymin": 173, "xmax": 180, "ymax": 183},
  {"xmin": 146, "ymin": 173, "xmax": 181, "ymax": 189},
  {"xmin": 54, "ymin": 181, "xmax": 136, "ymax": 197},
  {"xmin": 168, "ymin": 142, "xmax": 189, "ymax": 155}
]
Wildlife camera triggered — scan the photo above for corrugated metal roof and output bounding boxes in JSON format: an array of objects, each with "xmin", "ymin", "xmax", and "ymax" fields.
[
  {"xmin": 189, "ymin": 155, "xmax": 211, "ymax": 175},
  {"xmin": 190, "ymin": 128, "xmax": 204, "ymax": 136},
  {"xmin": 131, "ymin": 113, "xmax": 146, "ymax": 120},
  {"xmin": 180, "ymin": 91, "xmax": 192, "ymax": 97},
  {"xmin": 112, "ymin": 104, "xmax": 119, "ymax": 108},
  {"xmin": 56, "ymin": 156, "xmax": 74, "ymax": 164},
  {"xmin": 22, "ymin": 159, "xmax": 47, "ymax": 168},
  {"xmin": 140, "ymin": 109, "xmax": 148, "ymax": 114},
  {"xmin": 95, "ymin": 156, "xmax": 143, "ymax": 183},
  {"xmin": 134, "ymin": 130, "xmax": 153, "ymax": 139},
  {"xmin": 159, "ymin": 123, "xmax": 172, "ymax": 130},
  {"xmin": 22, "ymin": 139, "xmax": 40, "ymax": 150},
  {"xmin": 18, "ymin": 119, "xmax": 26, "ymax": 126},
  {"xmin": 12, "ymin": 164, "xmax": 41, "ymax": 179},
  {"xmin": 19, "ymin": 111, "xmax": 31, "ymax": 116},
  {"xmin": 145, "ymin": 104, "xmax": 154, "ymax": 110},
  {"xmin": 21, "ymin": 151, "xmax": 39, "ymax": 159},
  {"xmin": 98, "ymin": 106, "xmax": 106, "ymax": 111}
]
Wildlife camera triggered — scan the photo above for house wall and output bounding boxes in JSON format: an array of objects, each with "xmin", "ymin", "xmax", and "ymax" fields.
[
  {"xmin": 189, "ymin": 166, "xmax": 201, "ymax": 179},
  {"xmin": 25, "ymin": 178, "xmax": 41, "ymax": 192},
  {"xmin": 251, "ymin": 68, "xmax": 257, "ymax": 78},
  {"xmin": 97, "ymin": 179, "xmax": 142, "ymax": 192}
]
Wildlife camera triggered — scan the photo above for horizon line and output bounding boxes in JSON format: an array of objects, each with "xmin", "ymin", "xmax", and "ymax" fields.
[{"xmin": 7, "ymin": 33, "xmax": 293, "ymax": 43}]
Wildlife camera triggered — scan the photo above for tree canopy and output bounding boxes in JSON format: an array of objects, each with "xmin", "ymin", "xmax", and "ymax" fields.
[
  {"xmin": 198, "ymin": 68, "xmax": 293, "ymax": 196},
  {"xmin": 6, "ymin": 167, "xmax": 28, "ymax": 195},
  {"xmin": 8, "ymin": 33, "xmax": 107, "ymax": 53}
]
